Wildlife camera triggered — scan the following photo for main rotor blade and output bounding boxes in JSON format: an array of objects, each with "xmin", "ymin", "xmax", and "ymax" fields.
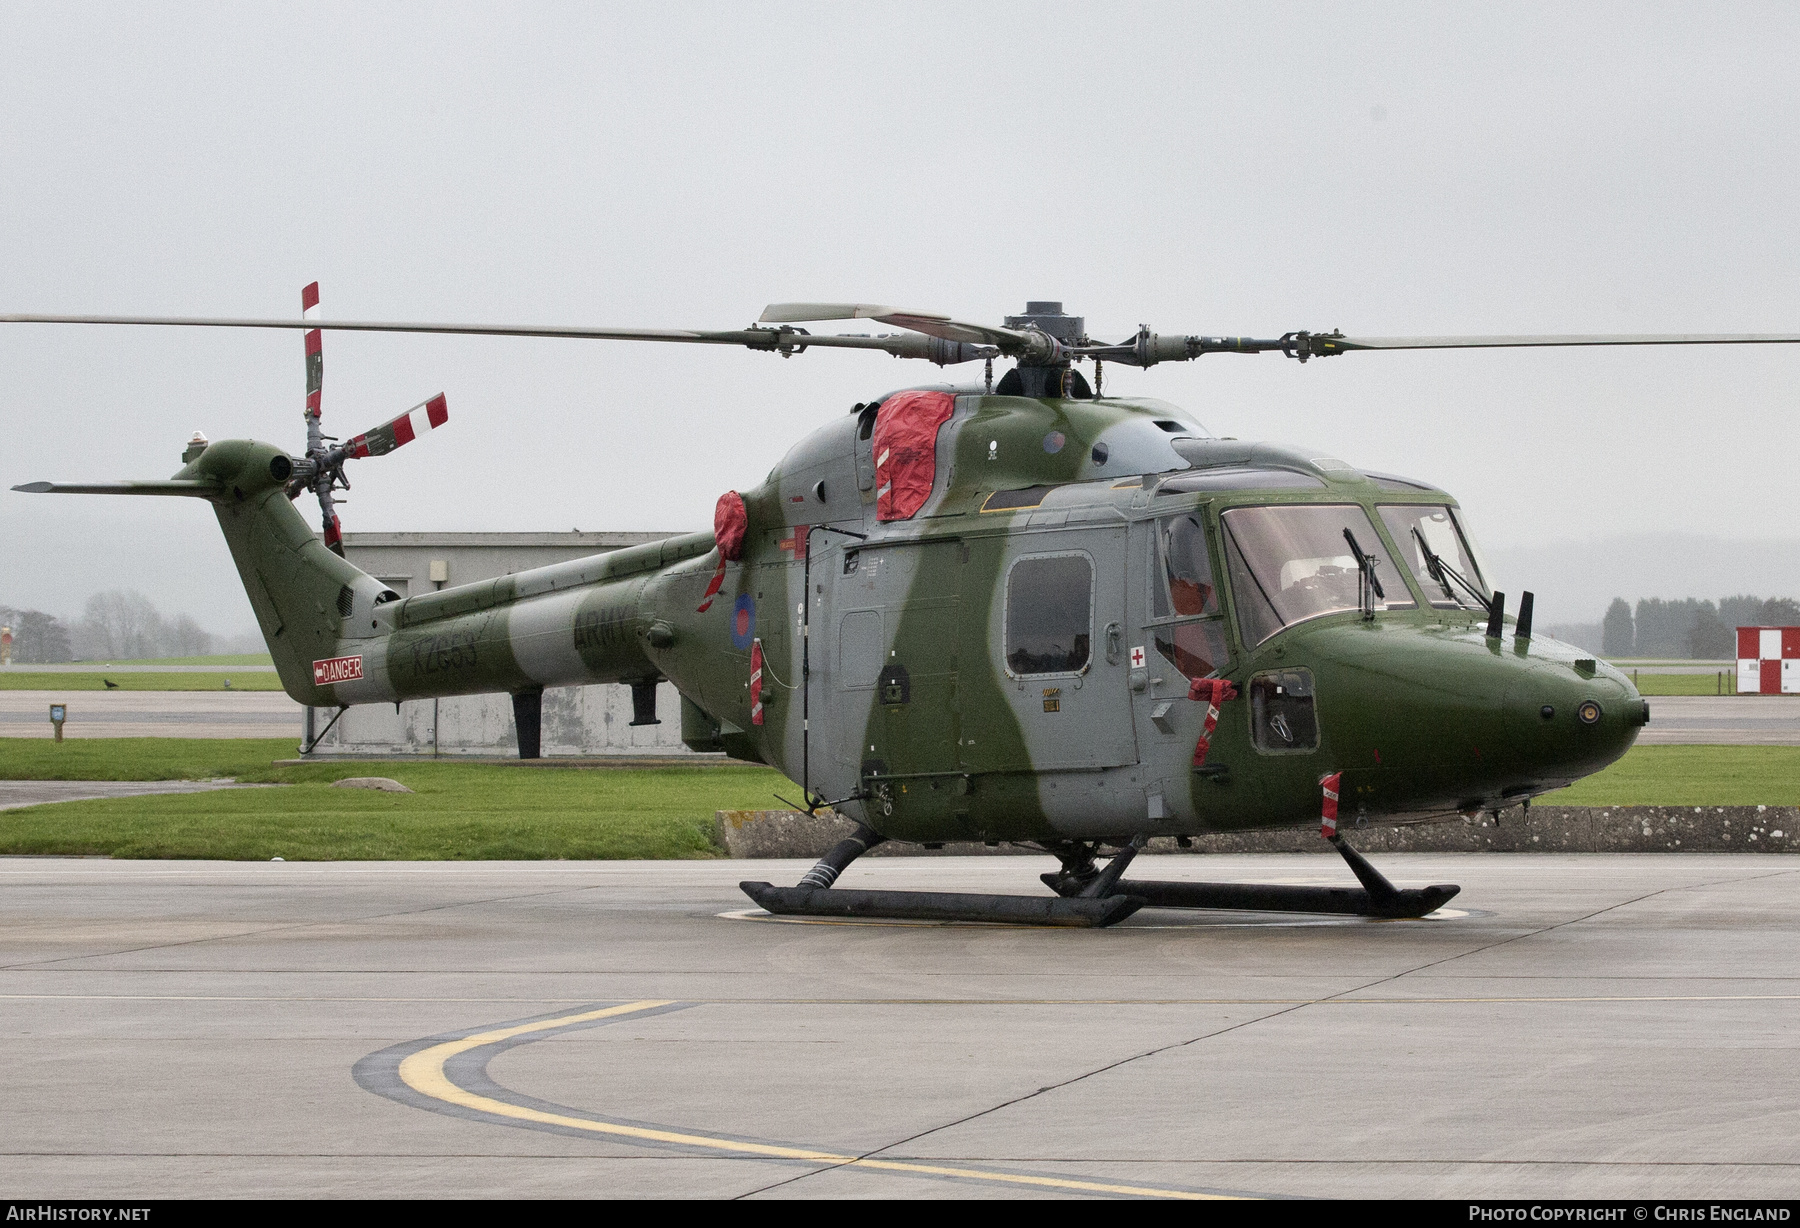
[
  {"xmin": 0, "ymin": 313, "xmax": 781, "ymax": 343},
  {"xmin": 0, "ymin": 313, "xmax": 998, "ymax": 365},
  {"xmin": 1084, "ymin": 328, "xmax": 1800, "ymax": 366},
  {"xmin": 760, "ymin": 303, "xmax": 1030, "ymax": 349},
  {"xmin": 1321, "ymin": 333, "xmax": 1800, "ymax": 353},
  {"xmin": 759, "ymin": 303, "xmax": 925, "ymax": 323}
]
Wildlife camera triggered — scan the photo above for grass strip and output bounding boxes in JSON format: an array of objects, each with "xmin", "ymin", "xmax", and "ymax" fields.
[
  {"xmin": 1538, "ymin": 746, "xmax": 1800, "ymax": 807},
  {"xmin": 3, "ymin": 740, "xmax": 1796, "ymax": 860},
  {"xmin": 0, "ymin": 739, "xmax": 795, "ymax": 859},
  {"xmin": 0, "ymin": 672, "xmax": 285, "ymax": 691},
  {"xmin": 65, "ymin": 653, "xmax": 276, "ymax": 667},
  {"xmin": 0, "ymin": 738, "xmax": 304, "ymax": 781},
  {"xmin": 1631, "ymin": 673, "xmax": 1739, "ymax": 695}
]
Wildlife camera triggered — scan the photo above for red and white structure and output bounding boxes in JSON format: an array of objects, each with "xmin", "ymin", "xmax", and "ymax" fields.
[{"xmin": 1736, "ymin": 627, "xmax": 1800, "ymax": 694}]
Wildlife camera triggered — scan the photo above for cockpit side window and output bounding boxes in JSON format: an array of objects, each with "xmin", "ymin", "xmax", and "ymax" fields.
[
  {"xmin": 1220, "ymin": 503, "xmax": 1415, "ymax": 646},
  {"xmin": 1149, "ymin": 512, "xmax": 1230, "ymax": 679},
  {"xmin": 1377, "ymin": 505, "xmax": 1490, "ymax": 610},
  {"xmin": 1157, "ymin": 512, "xmax": 1219, "ymax": 618}
]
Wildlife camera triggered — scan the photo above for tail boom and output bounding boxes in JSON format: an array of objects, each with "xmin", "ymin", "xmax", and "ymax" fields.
[{"xmin": 18, "ymin": 437, "xmax": 718, "ymax": 710}]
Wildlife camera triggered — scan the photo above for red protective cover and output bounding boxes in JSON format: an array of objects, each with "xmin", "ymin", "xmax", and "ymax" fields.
[
  {"xmin": 873, "ymin": 391, "xmax": 956, "ymax": 521},
  {"xmin": 1186, "ymin": 678, "xmax": 1239, "ymax": 767},
  {"xmin": 749, "ymin": 638, "xmax": 764, "ymax": 726},
  {"xmin": 1320, "ymin": 771, "xmax": 1343, "ymax": 839},
  {"xmin": 714, "ymin": 490, "xmax": 747, "ymax": 561}
]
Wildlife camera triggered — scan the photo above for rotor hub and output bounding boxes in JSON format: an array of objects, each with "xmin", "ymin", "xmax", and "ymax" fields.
[{"xmin": 1003, "ymin": 301, "xmax": 1085, "ymax": 349}]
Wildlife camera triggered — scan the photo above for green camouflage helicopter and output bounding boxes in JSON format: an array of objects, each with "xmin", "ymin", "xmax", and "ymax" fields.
[{"xmin": 12, "ymin": 294, "xmax": 1800, "ymax": 927}]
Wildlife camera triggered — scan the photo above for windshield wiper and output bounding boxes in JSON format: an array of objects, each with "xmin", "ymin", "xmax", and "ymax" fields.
[
  {"xmin": 1341, "ymin": 527, "xmax": 1385, "ymax": 618},
  {"xmin": 1411, "ymin": 527, "xmax": 1492, "ymax": 613}
]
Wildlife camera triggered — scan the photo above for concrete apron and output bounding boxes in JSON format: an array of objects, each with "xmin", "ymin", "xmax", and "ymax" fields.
[{"xmin": 716, "ymin": 806, "xmax": 1800, "ymax": 859}]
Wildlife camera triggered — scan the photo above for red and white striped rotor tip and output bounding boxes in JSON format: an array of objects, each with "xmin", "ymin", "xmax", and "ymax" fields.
[
  {"xmin": 348, "ymin": 393, "xmax": 449, "ymax": 458},
  {"xmin": 302, "ymin": 282, "xmax": 323, "ymax": 418}
]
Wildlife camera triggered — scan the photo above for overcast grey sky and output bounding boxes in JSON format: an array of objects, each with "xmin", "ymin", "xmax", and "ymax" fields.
[{"xmin": 3, "ymin": 2, "xmax": 1797, "ymax": 630}]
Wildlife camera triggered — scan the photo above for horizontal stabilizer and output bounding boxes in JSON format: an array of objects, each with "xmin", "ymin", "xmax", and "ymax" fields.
[{"xmin": 11, "ymin": 479, "xmax": 220, "ymax": 497}]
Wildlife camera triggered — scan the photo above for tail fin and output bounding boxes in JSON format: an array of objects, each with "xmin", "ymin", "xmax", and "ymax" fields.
[{"xmin": 14, "ymin": 438, "xmax": 395, "ymax": 705}]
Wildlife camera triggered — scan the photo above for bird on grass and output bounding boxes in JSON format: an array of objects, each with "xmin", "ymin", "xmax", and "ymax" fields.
[{"xmin": 102, "ymin": 678, "xmax": 119, "ymax": 689}]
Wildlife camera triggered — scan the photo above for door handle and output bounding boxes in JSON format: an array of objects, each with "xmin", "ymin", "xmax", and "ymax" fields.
[{"xmin": 1104, "ymin": 622, "xmax": 1123, "ymax": 665}]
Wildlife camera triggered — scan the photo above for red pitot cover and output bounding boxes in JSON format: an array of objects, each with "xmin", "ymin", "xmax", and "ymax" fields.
[
  {"xmin": 1187, "ymin": 677, "xmax": 1239, "ymax": 767},
  {"xmin": 1320, "ymin": 771, "xmax": 1343, "ymax": 839},
  {"xmin": 873, "ymin": 390, "xmax": 956, "ymax": 521},
  {"xmin": 697, "ymin": 491, "xmax": 748, "ymax": 613},
  {"xmin": 749, "ymin": 638, "xmax": 764, "ymax": 726}
]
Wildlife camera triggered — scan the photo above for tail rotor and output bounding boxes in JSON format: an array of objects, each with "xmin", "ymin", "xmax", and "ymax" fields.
[{"xmin": 287, "ymin": 282, "xmax": 448, "ymax": 556}]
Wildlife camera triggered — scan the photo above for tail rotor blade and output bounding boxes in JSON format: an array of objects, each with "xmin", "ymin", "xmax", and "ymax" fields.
[
  {"xmin": 301, "ymin": 281, "xmax": 343, "ymax": 555},
  {"xmin": 303, "ymin": 283, "xmax": 322, "ymax": 414},
  {"xmin": 346, "ymin": 393, "xmax": 449, "ymax": 458}
]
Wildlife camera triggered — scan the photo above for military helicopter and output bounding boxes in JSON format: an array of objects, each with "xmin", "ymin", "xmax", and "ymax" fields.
[{"xmin": 11, "ymin": 294, "xmax": 1800, "ymax": 927}]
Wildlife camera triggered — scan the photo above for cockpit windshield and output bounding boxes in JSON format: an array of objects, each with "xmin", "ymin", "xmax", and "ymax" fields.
[
  {"xmin": 1220, "ymin": 504, "xmax": 1415, "ymax": 646},
  {"xmin": 1377, "ymin": 505, "xmax": 1490, "ymax": 610}
]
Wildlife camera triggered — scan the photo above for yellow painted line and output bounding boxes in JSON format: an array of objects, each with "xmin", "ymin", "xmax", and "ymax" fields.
[{"xmin": 395, "ymin": 1000, "xmax": 1232, "ymax": 1200}]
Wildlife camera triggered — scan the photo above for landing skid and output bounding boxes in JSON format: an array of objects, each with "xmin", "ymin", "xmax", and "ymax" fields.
[
  {"xmin": 740, "ymin": 883, "xmax": 1142, "ymax": 928},
  {"xmin": 738, "ymin": 826, "xmax": 1459, "ymax": 929},
  {"xmin": 1067, "ymin": 836, "xmax": 1460, "ymax": 920}
]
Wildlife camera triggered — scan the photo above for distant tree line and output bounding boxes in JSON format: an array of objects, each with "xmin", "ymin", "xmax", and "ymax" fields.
[
  {"xmin": 1, "ymin": 590, "xmax": 226, "ymax": 663},
  {"xmin": 1597, "ymin": 595, "xmax": 1800, "ymax": 659},
  {"xmin": 0, "ymin": 605, "xmax": 74, "ymax": 663}
]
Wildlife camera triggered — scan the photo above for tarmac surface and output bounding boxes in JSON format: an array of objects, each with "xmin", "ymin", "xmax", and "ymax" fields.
[
  {"xmin": 0, "ymin": 690, "xmax": 301, "ymax": 739},
  {"xmin": 10, "ymin": 664, "xmax": 279, "ymax": 673},
  {"xmin": 2, "ymin": 690, "xmax": 1798, "ymax": 744},
  {"xmin": 1, "ymin": 854, "xmax": 1795, "ymax": 1199},
  {"xmin": 1636, "ymin": 695, "xmax": 1800, "ymax": 744},
  {"xmin": 0, "ymin": 780, "xmax": 273, "ymax": 811}
]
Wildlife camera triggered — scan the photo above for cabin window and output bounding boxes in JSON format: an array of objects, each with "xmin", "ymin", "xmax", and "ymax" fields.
[
  {"xmin": 1250, "ymin": 668, "xmax": 1320, "ymax": 752},
  {"xmin": 1378, "ymin": 505, "xmax": 1490, "ymax": 610},
  {"xmin": 1150, "ymin": 512, "xmax": 1230, "ymax": 679},
  {"xmin": 1220, "ymin": 504, "xmax": 1415, "ymax": 646},
  {"xmin": 1005, "ymin": 553, "xmax": 1092, "ymax": 676}
]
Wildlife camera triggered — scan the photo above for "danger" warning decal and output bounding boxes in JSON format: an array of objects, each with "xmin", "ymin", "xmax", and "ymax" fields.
[{"xmin": 313, "ymin": 654, "xmax": 364, "ymax": 686}]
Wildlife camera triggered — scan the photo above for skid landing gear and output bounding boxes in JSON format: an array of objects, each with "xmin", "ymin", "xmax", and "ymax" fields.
[
  {"xmin": 740, "ymin": 826, "xmax": 1144, "ymax": 928},
  {"xmin": 739, "ymin": 828, "xmax": 1459, "ymax": 929},
  {"xmin": 1044, "ymin": 833, "xmax": 1460, "ymax": 920}
]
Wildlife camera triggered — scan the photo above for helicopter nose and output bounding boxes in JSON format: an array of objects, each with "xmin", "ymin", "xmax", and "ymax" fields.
[{"xmin": 1503, "ymin": 661, "xmax": 1644, "ymax": 776}]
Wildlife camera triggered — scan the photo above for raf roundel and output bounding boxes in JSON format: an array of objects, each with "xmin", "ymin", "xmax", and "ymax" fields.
[{"xmin": 731, "ymin": 594, "xmax": 755, "ymax": 651}]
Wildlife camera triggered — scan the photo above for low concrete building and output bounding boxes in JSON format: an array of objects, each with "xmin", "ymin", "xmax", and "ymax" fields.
[
  {"xmin": 342, "ymin": 530, "xmax": 674, "ymax": 599},
  {"xmin": 302, "ymin": 531, "xmax": 696, "ymax": 758}
]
